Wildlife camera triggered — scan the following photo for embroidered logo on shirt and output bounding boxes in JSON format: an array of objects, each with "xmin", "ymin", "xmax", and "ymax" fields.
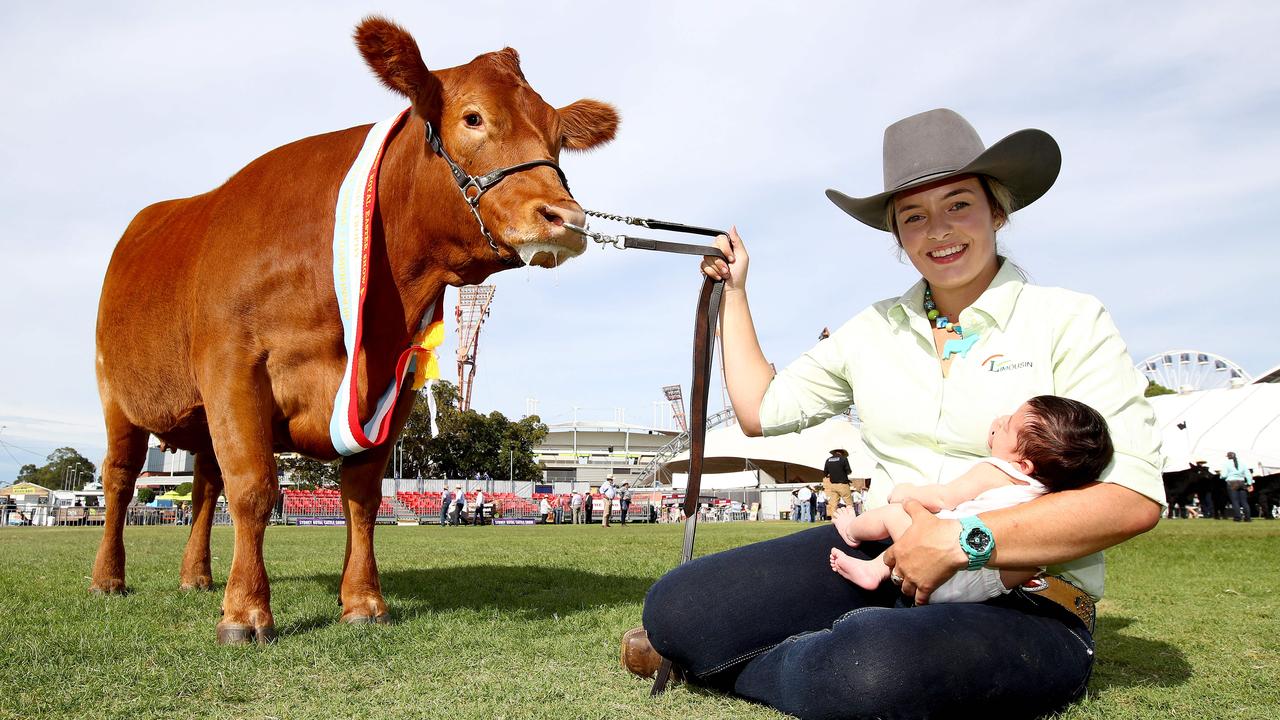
[{"xmin": 982, "ymin": 354, "xmax": 1034, "ymax": 373}]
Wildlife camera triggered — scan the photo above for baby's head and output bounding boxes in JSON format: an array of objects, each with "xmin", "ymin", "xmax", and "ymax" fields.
[{"xmin": 988, "ymin": 395, "xmax": 1114, "ymax": 491}]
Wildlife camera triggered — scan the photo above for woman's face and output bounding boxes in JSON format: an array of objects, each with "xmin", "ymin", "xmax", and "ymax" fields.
[{"xmin": 893, "ymin": 175, "xmax": 1002, "ymax": 297}]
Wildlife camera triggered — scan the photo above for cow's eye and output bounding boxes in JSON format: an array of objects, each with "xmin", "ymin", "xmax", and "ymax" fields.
[{"xmin": 464, "ymin": 113, "xmax": 483, "ymax": 128}]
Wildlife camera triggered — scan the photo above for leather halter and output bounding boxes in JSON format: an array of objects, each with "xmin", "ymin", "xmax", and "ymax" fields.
[{"xmin": 424, "ymin": 121, "xmax": 572, "ymax": 267}]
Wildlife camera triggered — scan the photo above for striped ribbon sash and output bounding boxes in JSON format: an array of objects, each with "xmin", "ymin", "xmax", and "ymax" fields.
[{"xmin": 329, "ymin": 109, "xmax": 444, "ymax": 456}]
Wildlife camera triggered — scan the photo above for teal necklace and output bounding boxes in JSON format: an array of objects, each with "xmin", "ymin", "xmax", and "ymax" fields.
[{"xmin": 924, "ymin": 284, "xmax": 981, "ymax": 360}]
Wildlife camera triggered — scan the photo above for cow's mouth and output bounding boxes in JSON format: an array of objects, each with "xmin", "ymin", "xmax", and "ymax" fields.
[
  {"xmin": 511, "ymin": 224, "xmax": 587, "ymax": 268},
  {"xmin": 515, "ymin": 240, "xmax": 585, "ymax": 268}
]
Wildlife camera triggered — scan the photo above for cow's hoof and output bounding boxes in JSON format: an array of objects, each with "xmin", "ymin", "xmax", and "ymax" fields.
[
  {"xmin": 179, "ymin": 577, "xmax": 213, "ymax": 592},
  {"xmin": 90, "ymin": 579, "xmax": 127, "ymax": 595},
  {"xmin": 216, "ymin": 623, "xmax": 278, "ymax": 645},
  {"xmin": 342, "ymin": 612, "xmax": 392, "ymax": 625}
]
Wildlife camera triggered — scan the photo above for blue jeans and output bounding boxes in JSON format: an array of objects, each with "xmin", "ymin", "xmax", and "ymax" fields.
[
  {"xmin": 643, "ymin": 525, "xmax": 1095, "ymax": 720},
  {"xmin": 1228, "ymin": 486, "xmax": 1251, "ymax": 521}
]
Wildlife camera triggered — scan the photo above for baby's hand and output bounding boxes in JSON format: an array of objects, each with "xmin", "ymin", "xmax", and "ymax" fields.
[{"xmin": 832, "ymin": 506, "xmax": 859, "ymax": 547}]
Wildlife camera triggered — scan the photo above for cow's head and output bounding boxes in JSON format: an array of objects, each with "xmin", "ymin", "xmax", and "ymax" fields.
[{"xmin": 355, "ymin": 17, "xmax": 619, "ymax": 268}]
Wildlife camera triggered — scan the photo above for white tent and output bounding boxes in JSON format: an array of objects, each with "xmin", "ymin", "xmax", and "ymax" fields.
[
  {"xmin": 663, "ymin": 416, "xmax": 874, "ymax": 485},
  {"xmin": 670, "ymin": 470, "xmax": 761, "ymax": 490},
  {"xmin": 1149, "ymin": 384, "xmax": 1280, "ymax": 475}
]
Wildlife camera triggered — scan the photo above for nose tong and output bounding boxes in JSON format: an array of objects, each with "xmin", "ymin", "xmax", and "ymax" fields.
[{"xmin": 564, "ymin": 211, "xmax": 727, "ymax": 260}]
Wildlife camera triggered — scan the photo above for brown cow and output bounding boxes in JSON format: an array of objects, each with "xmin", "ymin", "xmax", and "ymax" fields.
[{"xmin": 90, "ymin": 16, "xmax": 618, "ymax": 644}]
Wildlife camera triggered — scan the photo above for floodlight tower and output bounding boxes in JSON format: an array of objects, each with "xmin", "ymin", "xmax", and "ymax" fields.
[
  {"xmin": 662, "ymin": 384, "xmax": 688, "ymax": 432},
  {"xmin": 456, "ymin": 285, "xmax": 496, "ymax": 412}
]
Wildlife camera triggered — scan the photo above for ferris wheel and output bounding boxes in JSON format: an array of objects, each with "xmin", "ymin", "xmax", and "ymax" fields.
[{"xmin": 1137, "ymin": 350, "xmax": 1252, "ymax": 393}]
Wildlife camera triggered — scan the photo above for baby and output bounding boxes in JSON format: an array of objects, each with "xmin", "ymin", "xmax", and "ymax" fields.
[{"xmin": 829, "ymin": 395, "xmax": 1113, "ymax": 603}]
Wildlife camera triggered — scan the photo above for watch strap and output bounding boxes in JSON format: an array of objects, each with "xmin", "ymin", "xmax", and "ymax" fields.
[{"xmin": 958, "ymin": 515, "xmax": 994, "ymax": 571}]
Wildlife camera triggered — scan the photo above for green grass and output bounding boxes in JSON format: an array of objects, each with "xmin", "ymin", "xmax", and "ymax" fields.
[{"xmin": 0, "ymin": 519, "xmax": 1276, "ymax": 719}]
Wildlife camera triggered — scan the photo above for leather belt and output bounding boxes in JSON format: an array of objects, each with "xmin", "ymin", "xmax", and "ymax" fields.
[{"xmin": 1022, "ymin": 575, "xmax": 1096, "ymax": 633}]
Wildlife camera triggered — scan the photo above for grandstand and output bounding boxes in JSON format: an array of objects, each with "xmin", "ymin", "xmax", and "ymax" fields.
[{"xmin": 536, "ymin": 420, "xmax": 680, "ymax": 491}]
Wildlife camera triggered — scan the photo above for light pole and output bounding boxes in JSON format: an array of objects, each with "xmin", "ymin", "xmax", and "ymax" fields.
[{"xmin": 509, "ymin": 444, "xmax": 515, "ymax": 495}]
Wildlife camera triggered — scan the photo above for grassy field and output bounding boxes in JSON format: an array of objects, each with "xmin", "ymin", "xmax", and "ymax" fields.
[{"xmin": 0, "ymin": 519, "xmax": 1276, "ymax": 719}]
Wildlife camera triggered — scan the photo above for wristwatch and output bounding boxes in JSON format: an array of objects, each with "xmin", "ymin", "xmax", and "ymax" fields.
[{"xmin": 958, "ymin": 515, "xmax": 994, "ymax": 571}]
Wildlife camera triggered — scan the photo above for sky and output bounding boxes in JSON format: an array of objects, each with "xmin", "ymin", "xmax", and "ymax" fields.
[{"xmin": 1, "ymin": 1, "xmax": 1277, "ymax": 482}]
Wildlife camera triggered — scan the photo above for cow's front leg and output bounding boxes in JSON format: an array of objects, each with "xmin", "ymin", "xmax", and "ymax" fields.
[
  {"xmin": 179, "ymin": 452, "xmax": 224, "ymax": 591},
  {"xmin": 202, "ymin": 362, "xmax": 279, "ymax": 645},
  {"xmin": 337, "ymin": 385, "xmax": 416, "ymax": 624},
  {"xmin": 338, "ymin": 462, "xmax": 390, "ymax": 623}
]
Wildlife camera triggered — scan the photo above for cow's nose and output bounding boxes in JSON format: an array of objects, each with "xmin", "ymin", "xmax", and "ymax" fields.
[{"xmin": 539, "ymin": 203, "xmax": 586, "ymax": 230}]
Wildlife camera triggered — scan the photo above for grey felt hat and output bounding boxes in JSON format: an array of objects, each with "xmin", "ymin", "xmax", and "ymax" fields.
[{"xmin": 826, "ymin": 109, "xmax": 1061, "ymax": 232}]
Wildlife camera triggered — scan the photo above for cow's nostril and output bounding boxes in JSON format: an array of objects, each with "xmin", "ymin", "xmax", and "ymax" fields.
[{"xmin": 540, "ymin": 206, "xmax": 565, "ymax": 226}]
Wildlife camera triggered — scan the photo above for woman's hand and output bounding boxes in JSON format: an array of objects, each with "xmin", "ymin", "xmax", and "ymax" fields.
[
  {"xmin": 880, "ymin": 501, "xmax": 967, "ymax": 605},
  {"xmin": 700, "ymin": 227, "xmax": 749, "ymax": 292}
]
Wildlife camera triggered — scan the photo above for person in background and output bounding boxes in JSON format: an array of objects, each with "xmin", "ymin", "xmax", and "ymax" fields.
[
  {"xmin": 1219, "ymin": 451, "xmax": 1254, "ymax": 522},
  {"xmin": 539, "ymin": 495, "xmax": 552, "ymax": 524},
  {"xmin": 816, "ymin": 491, "xmax": 828, "ymax": 522},
  {"xmin": 473, "ymin": 487, "xmax": 486, "ymax": 526},
  {"xmin": 440, "ymin": 486, "xmax": 452, "ymax": 526},
  {"xmin": 620, "ymin": 483, "xmax": 633, "ymax": 525},
  {"xmin": 571, "ymin": 490, "xmax": 584, "ymax": 524},
  {"xmin": 851, "ymin": 488, "xmax": 866, "ymax": 516},
  {"xmin": 452, "ymin": 484, "xmax": 465, "ymax": 526},
  {"xmin": 553, "ymin": 496, "xmax": 565, "ymax": 525},
  {"xmin": 585, "ymin": 490, "xmax": 595, "ymax": 525},
  {"xmin": 796, "ymin": 485, "xmax": 813, "ymax": 523},
  {"xmin": 822, "ymin": 448, "xmax": 855, "ymax": 516},
  {"xmin": 601, "ymin": 476, "xmax": 617, "ymax": 528}
]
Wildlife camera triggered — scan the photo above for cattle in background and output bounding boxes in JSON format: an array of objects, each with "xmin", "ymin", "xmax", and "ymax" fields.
[
  {"xmin": 90, "ymin": 16, "xmax": 619, "ymax": 643},
  {"xmin": 1163, "ymin": 464, "xmax": 1277, "ymax": 520}
]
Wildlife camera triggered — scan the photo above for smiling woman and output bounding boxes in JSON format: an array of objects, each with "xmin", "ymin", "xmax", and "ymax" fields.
[{"xmin": 625, "ymin": 108, "xmax": 1168, "ymax": 719}]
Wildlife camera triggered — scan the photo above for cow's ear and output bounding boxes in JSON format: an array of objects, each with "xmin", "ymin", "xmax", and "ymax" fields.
[
  {"xmin": 354, "ymin": 16, "xmax": 443, "ymax": 123},
  {"xmin": 558, "ymin": 99, "xmax": 620, "ymax": 151}
]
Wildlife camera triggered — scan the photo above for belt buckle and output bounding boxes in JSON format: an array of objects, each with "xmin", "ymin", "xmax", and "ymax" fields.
[
  {"xmin": 1022, "ymin": 575, "xmax": 1095, "ymax": 633},
  {"xmin": 1020, "ymin": 576, "xmax": 1049, "ymax": 593}
]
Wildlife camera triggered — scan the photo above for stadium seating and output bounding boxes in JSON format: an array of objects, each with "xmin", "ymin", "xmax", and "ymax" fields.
[{"xmin": 282, "ymin": 489, "xmax": 393, "ymax": 519}]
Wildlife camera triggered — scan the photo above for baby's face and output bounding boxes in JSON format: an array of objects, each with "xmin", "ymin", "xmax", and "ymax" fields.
[{"xmin": 988, "ymin": 402, "xmax": 1032, "ymax": 461}]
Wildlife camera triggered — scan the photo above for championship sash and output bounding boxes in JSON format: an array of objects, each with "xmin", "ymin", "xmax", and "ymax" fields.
[{"xmin": 329, "ymin": 109, "xmax": 444, "ymax": 456}]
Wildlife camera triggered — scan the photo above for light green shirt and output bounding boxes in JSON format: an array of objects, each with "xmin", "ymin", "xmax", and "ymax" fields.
[{"xmin": 759, "ymin": 261, "xmax": 1166, "ymax": 599}]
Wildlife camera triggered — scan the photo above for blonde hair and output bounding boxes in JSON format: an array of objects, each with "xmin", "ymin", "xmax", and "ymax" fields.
[{"xmin": 885, "ymin": 175, "xmax": 1016, "ymax": 243}]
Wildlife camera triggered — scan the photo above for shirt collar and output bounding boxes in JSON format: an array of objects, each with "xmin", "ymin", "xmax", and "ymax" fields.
[{"xmin": 889, "ymin": 259, "xmax": 1025, "ymax": 331}]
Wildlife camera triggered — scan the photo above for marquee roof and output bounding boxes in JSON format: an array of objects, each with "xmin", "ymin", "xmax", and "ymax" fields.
[
  {"xmin": 1149, "ymin": 384, "xmax": 1280, "ymax": 475},
  {"xmin": 663, "ymin": 416, "xmax": 875, "ymax": 485}
]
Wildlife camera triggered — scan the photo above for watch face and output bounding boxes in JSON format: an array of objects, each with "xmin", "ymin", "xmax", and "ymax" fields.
[{"xmin": 965, "ymin": 527, "xmax": 992, "ymax": 553}]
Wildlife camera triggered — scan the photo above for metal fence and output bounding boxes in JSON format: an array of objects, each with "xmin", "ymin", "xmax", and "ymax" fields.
[
  {"xmin": 2, "ymin": 497, "xmax": 759, "ymax": 528},
  {"xmin": 0, "ymin": 505, "xmax": 247, "ymax": 527}
]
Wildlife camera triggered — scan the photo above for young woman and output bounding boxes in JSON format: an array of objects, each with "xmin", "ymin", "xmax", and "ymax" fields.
[{"xmin": 628, "ymin": 109, "xmax": 1166, "ymax": 719}]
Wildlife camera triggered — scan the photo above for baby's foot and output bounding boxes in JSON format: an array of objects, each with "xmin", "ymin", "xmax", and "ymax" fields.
[
  {"xmin": 830, "ymin": 548, "xmax": 889, "ymax": 591},
  {"xmin": 833, "ymin": 506, "xmax": 853, "ymax": 522}
]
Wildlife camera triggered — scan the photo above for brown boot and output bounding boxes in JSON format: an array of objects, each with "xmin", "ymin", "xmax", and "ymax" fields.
[{"xmin": 620, "ymin": 626, "xmax": 665, "ymax": 679}]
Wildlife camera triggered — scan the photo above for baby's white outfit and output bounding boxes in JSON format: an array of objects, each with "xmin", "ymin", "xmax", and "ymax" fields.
[{"xmin": 929, "ymin": 457, "xmax": 1046, "ymax": 604}]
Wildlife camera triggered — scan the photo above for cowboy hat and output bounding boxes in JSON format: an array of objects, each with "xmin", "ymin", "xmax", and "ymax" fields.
[
  {"xmin": 826, "ymin": 108, "xmax": 1061, "ymax": 232},
  {"xmin": 829, "ymin": 448, "xmax": 848, "ymax": 456}
]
